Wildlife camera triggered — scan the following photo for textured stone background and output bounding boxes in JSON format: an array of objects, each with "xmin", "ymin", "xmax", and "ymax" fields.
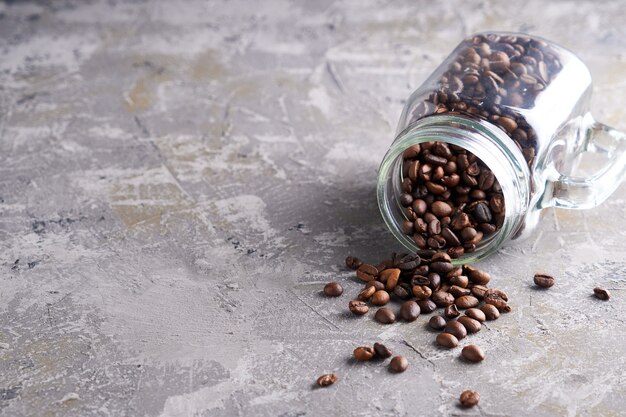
[{"xmin": 1, "ymin": 1, "xmax": 625, "ymax": 416}]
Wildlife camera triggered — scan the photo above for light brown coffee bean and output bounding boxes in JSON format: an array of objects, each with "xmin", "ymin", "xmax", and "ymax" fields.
[
  {"xmin": 316, "ymin": 373, "xmax": 337, "ymax": 387},
  {"xmin": 480, "ymin": 304, "xmax": 500, "ymax": 320},
  {"xmin": 357, "ymin": 286, "xmax": 376, "ymax": 301},
  {"xmin": 534, "ymin": 273, "xmax": 555, "ymax": 288},
  {"xmin": 461, "ymin": 344, "xmax": 485, "ymax": 362},
  {"xmin": 371, "ymin": 290, "xmax": 390, "ymax": 306},
  {"xmin": 412, "ymin": 285, "xmax": 432, "ymax": 300},
  {"xmin": 349, "ymin": 300, "xmax": 369, "ymax": 316},
  {"xmin": 457, "ymin": 316, "xmax": 481, "ymax": 333},
  {"xmin": 436, "ymin": 332, "xmax": 459, "ymax": 348},
  {"xmin": 465, "ymin": 308, "xmax": 486, "ymax": 322},
  {"xmin": 379, "ymin": 268, "xmax": 400, "ymax": 290},
  {"xmin": 455, "ymin": 295, "xmax": 480, "ymax": 309},
  {"xmin": 353, "ymin": 346, "xmax": 375, "ymax": 361}
]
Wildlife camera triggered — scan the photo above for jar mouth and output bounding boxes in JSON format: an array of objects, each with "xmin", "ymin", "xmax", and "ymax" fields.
[{"xmin": 377, "ymin": 115, "xmax": 531, "ymax": 264}]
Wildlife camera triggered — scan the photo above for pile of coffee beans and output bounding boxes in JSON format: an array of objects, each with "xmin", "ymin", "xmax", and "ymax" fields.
[{"xmin": 400, "ymin": 141, "xmax": 504, "ymax": 255}]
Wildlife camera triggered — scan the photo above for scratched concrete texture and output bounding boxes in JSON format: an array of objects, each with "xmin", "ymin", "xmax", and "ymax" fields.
[{"xmin": 1, "ymin": 0, "xmax": 626, "ymax": 416}]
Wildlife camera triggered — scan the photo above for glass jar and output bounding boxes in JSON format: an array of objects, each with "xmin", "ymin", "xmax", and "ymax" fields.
[{"xmin": 377, "ymin": 32, "xmax": 626, "ymax": 264}]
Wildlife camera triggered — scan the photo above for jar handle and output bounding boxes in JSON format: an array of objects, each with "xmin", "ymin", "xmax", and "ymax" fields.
[{"xmin": 550, "ymin": 117, "xmax": 626, "ymax": 209}]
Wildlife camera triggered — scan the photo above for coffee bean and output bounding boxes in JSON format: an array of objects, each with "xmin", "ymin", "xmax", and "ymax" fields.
[
  {"xmin": 449, "ymin": 285, "xmax": 471, "ymax": 298},
  {"xmin": 461, "ymin": 344, "xmax": 485, "ymax": 362},
  {"xmin": 431, "ymin": 201, "xmax": 453, "ymax": 217},
  {"xmin": 393, "ymin": 284, "xmax": 411, "ymax": 299},
  {"xmin": 428, "ymin": 273, "xmax": 442, "ymax": 291},
  {"xmin": 367, "ymin": 280, "xmax": 385, "ymax": 291},
  {"xmin": 440, "ymin": 227, "xmax": 461, "ymax": 247},
  {"xmin": 444, "ymin": 304, "xmax": 460, "ymax": 319},
  {"xmin": 316, "ymin": 373, "xmax": 337, "ymax": 387},
  {"xmin": 450, "ymin": 275, "xmax": 469, "ymax": 288},
  {"xmin": 374, "ymin": 307, "xmax": 396, "ymax": 324},
  {"xmin": 353, "ymin": 346, "xmax": 375, "ymax": 361},
  {"xmin": 473, "ymin": 202, "xmax": 492, "ymax": 223},
  {"xmin": 323, "ymin": 282, "xmax": 343, "ymax": 297},
  {"xmin": 484, "ymin": 293, "xmax": 511, "ymax": 312},
  {"xmin": 401, "ymin": 221, "xmax": 415, "ymax": 235},
  {"xmin": 465, "ymin": 308, "xmax": 486, "ymax": 322},
  {"xmin": 379, "ymin": 268, "xmax": 400, "ymax": 290},
  {"xmin": 432, "ymin": 291, "xmax": 455, "ymax": 307},
  {"xmin": 349, "ymin": 300, "xmax": 369, "ymax": 315},
  {"xmin": 397, "ymin": 254, "xmax": 421, "ymax": 271},
  {"xmin": 429, "ymin": 315, "xmax": 447, "ymax": 330},
  {"xmin": 412, "ymin": 199, "xmax": 427, "ymax": 215},
  {"xmin": 417, "ymin": 299, "xmax": 437, "ymax": 314},
  {"xmin": 371, "ymin": 290, "xmax": 391, "ymax": 306},
  {"xmin": 455, "ymin": 295, "xmax": 480, "ymax": 309},
  {"xmin": 356, "ymin": 264, "xmax": 378, "ymax": 282},
  {"xmin": 427, "ymin": 219, "xmax": 441, "ymax": 236},
  {"xmin": 534, "ymin": 273, "xmax": 555, "ymax": 288},
  {"xmin": 467, "ymin": 267, "xmax": 491, "ymax": 285},
  {"xmin": 412, "ymin": 285, "xmax": 432, "ymax": 300},
  {"xmin": 490, "ymin": 194, "xmax": 505, "ymax": 213},
  {"xmin": 399, "ymin": 193, "xmax": 414, "ymax": 207},
  {"xmin": 480, "ymin": 304, "xmax": 500, "ymax": 320},
  {"xmin": 356, "ymin": 286, "xmax": 375, "ymax": 301},
  {"xmin": 486, "ymin": 288, "xmax": 508, "ymax": 301},
  {"xmin": 436, "ymin": 332, "xmax": 459, "ymax": 348},
  {"xmin": 444, "ymin": 320, "xmax": 467, "ymax": 340},
  {"xmin": 593, "ymin": 287, "xmax": 610, "ymax": 301},
  {"xmin": 400, "ymin": 300, "xmax": 420, "ymax": 322},
  {"xmin": 345, "ymin": 256, "xmax": 362, "ymax": 270},
  {"xmin": 373, "ymin": 342, "xmax": 392, "ymax": 359},
  {"xmin": 497, "ymin": 116, "xmax": 517, "ymax": 133},
  {"xmin": 430, "ymin": 261, "xmax": 454, "ymax": 274},
  {"xmin": 459, "ymin": 390, "xmax": 480, "ymax": 407},
  {"xmin": 457, "ymin": 316, "xmax": 481, "ymax": 333},
  {"xmin": 471, "ymin": 284, "xmax": 489, "ymax": 299},
  {"xmin": 389, "ymin": 355, "xmax": 409, "ymax": 373}
]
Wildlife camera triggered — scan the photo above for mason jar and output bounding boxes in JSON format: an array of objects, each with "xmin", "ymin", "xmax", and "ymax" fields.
[{"xmin": 377, "ymin": 32, "xmax": 626, "ymax": 264}]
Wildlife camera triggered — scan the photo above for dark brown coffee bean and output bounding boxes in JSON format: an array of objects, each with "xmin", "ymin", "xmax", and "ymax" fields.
[
  {"xmin": 349, "ymin": 300, "xmax": 369, "ymax": 316},
  {"xmin": 484, "ymin": 294, "xmax": 510, "ymax": 312},
  {"xmin": 480, "ymin": 304, "xmax": 500, "ymax": 320},
  {"xmin": 465, "ymin": 308, "xmax": 486, "ymax": 322},
  {"xmin": 412, "ymin": 199, "xmax": 427, "ymax": 215},
  {"xmin": 486, "ymin": 288, "xmax": 508, "ymax": 301},
  {"xmin": 449, "ymin": 285, "xmax": 471, "ymax": 298},
  {"xmin": 457, "ymin": 316, "xmax": 481, "ymax": 333},
  {"xmin": 460, "ymin": 227, "xmax": 477, "ymax": 242},
  {"xmin": 533, "ymin": 273, "xmax": 555, "ymax": 288},
  {"xmin": 316, "ymin": 373, "xmax": 337, "ymax": 387},
  {"xmin": 367, "ymin": 280, "xmax": 385, "ymax": 291},
  {"xmin": 425, "ymin": 181, "xmax": 447, "ymax": 195},
  {"xmin": 471, "ymin": 284, "xmax": 489, "ymax": 299},
  {"xmin": 496, "ymin": 116, "xmax": 517, "ymax": 132},
  {"xmin": 371, "ymin": 290, "xmax": 390, "ymax": 306},
  {"xmin": 451, "ymin": 212, "xmax": 471, "ymax": 230},
  {"xmin": 448, "ymin": 246, "xmax": 465, "ymax": 258},
  {"xmin": 432, "ymin": 291, "xmax": 455, "ymax": 307},
  {"xmin": 374, "ymin": 307, "xmax": 396, "ymax": 324},
  {"xmin": 403, "ymin": 144, "xmax": 421, "ymax": 158},
  {"xmin": 429, "ymin": 315, "xmax": 447, "ymax": 330},
  {"xmin": 393, "ymin": 284, "xmax": 411, "ymax": 299},
  {"xmin": 424, "ymin": 153, "xmax": 448, "ymax": 166},
  {"xmin": 427, "ymin": 219, "xmax": 441, "ymax": 236},
  {"xmin": 400, "ymin": 300, "xmax": 420, "ymax": 322},
  {"xmin": 461, "ymin": 344, "xmax": 485, "ymax": 362},
  {"xmin": 397, "ymin": 254, "xmax": 421, "ymax": 271},
  {"xmin": 450, "ymin": 275, "xmax": 469, "ymax": 288},
  {"xmin": 473, "ymin": 202, "xmax": 492, "ymax": 223},
  {"xmin": 401, "ymin": 221, "xmax": 414, "ymax": 235},
  {"xmin": 356, "ymin": 264, "xmax": 377, "ymax": 282},
  {"xmin": 436, "ymin": 332, "xmax": 459, "ymax": 348},
  {"xmin": 430, "ymin": 261, "xmax": 454, "ymax": 274},
  {"xmin": 444, "ymin": 304, "xmax": 460, "ymax": 319},
  {"xmin": 389, "ymin": 355, "xmax": 408, "ymax": 373},
  {"xmin": 431, "ymin": 201, "xmax": 453, "ymax": 217},
  {"xmin": 354, "ymin": 346, "xmax": 376, "ymax": 361},
  {"xmin": 459, "ymin": 390, "xmax": 480, "ymax": 407},
  {"xmin": 399, "ymin": 193, "xmax": 413, "ymax": 207},
  {"xmin": 373, "ymin": 342, "xmax": 392, "ymax": 359},
  {"xmin": 440, "ymin": 227, "xmax": 461, "ymax": 247},
  {"xmin": 444, "ymin": 320, "xmax": 467, "ymax": 340},
  {"xmin": 324, "ymin": 282, "xmax": 343, "ymax": 297},
  {"xmin": 357, "ymin": 286, "xmax": 375, "ymax": 301},
  {"xmin": 345, "ymin": 256, "xmax": 362, "ymax": 270},
  {"xmin": 467, "ymin": 268, "xmax": 491, "ymax": 285},
  {"xmin": 593, "ymin": 287, "xmax": 610, "ymax": 300},
  {"xmin": 417, "ymin": 299, "xmax": 437, "ymax": 314}
]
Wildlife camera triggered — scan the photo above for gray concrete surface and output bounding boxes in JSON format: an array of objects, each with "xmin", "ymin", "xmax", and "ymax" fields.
[{"xmin": 1, "ymin": 1, "xmax": 626, "ymax": 416}]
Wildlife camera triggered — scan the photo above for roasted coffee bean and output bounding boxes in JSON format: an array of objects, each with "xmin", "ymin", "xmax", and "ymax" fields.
[
  {"xmin": 367, "ymin": 280, "xmax": 385, "ymax": 291},
  {"xmin": 345, "ymin": 256, "xmax": 362, "ymax": 270},
  {"xmin": 486, "ymin": 288, "xmax": 508, "ymax": 301},
  {"xmin": 484, "ymin": 294, "xmax": 511, "ymax": 312},
  {"xmin": 399, "ymin": 193, "xmax": 414, "ymax": 207},
  {"xmin": 357, "ymin": 286, "xmax": 376, "ymax": 301},
  {"xmin": 459, "ymin": 390, "xmax": 480, "ymax": 407},
  {"xmin": 430, "ymin": 261, "xmax": 454, "ymax": 274},
  {"xmin": 374, "ymin": 307, "xmax": 396, "ymax": 324},
  {"xmin": 401, "ymin": 221, "xmax": 415, "ymax": 235},
  {"xmin": 466, "ymin": 267, "xmax": 491, "ymax": 285},
  {"xmin": 397, "ymin": 254, "xmax": 421, "ymax": 271},
  {"xmin": 412, "ymin": 285, "xmax": 432, "ymax": 300},
  {"xmin": 473, "ymin": 202, "xmax": 492, "ymax": 223},
  {"xmin": 389, "ymin": 355, "xmax": 409, "ymax": 373},
  {"xmin": 444, "ymin": 320, "xmax": 467, "ymax": 340},
  {"xmin": 455, "ymin": 295, "xmax": 480, "ymax": 309},
  {"xmin": 461, "ymin": 344, "xmax": 485, "ymax": 362},
  {"xmin": 593, "ymin": 287, "xmax": 610, "ymax": 300},
  {"xmin": 490, "ymin": 194, "xmax": 505, "ymax": 213},
  {"xmin": 465, "ymin": 308, "xmax": 486, "ymax": 322},
  {"xmin": 460, "ymin": 227, "xmax": 477, "ymax": 242},
  {"xmin": 471, "ymin": 284, "xmax": 489, "ymax": 299},
  {"xmin": 448, "ymin": 246, "xmax": 465, "ymax": 258},
  {"xmin": 432, "ymin": 291, "xmax": 455, "ymax": 307},
  {"xmin": 374, "ymin": 342, "xmax": 392, "ymax": 359},
  {"xmin": 436, "ymin": 332, "xmax": 459, "ymax": 348},
  {"xmin": 356, "ymin": 264, "xmax": 378, "ymax": 282},
  {"xmin": 380, "ymin": 268, "xmax": 400, "ymax": 290},
  {"xmin": 354, "ymin": 346, "xmax": 376, "ymax": 361},
  {"xmin": 349, "ymin": 300, "xmax": 369, "ymax": 315},
  {"xmin": 457, "ymin": 316, "xmax": 481, "ymax": 333},
  {"xmin": 429, "ymin": 315, "xmax": 447, "ymax": 330},
  {"xmin": 450, "ymin": 275, "xmax": 470, "ymax": 288},
  {"xmin": 417, "ymin": 299, "xmax": 437, "ymax": 314},
  {"xmin": 440, "ymin": 227, "xmax": 461, "ymax": 247},
  {"xmin": 444, "ymin": 304, "xmax": 460, "ymax": 319},
  {"xmin": 427, "ymin": 219, "xmax": 441, "ymax": 236},
  {"xmin": 534, "ymin": 273, "xmax": 555, "ymax": 288},
  {"xmin": 432, "ymin": 201, "xmax": 453, "ymax": 217},
  {"xmin": 400, "ymin": 300, "xmax": 420, "ymax": 322},
  {"xmin": 449, "ymin": 285, "xmax": 471, "ymax": 298},
  {"xmin": 324, "ymin": 282, "xmax": 343, "ymax": 297},
  {"xmin": 393, "ymin": 284, "xmax": 411, "ymax": 299},
  {"xmin": 480, "ymin": 304, "xmax": 500, "ymax": 320},
  {"xmin": 316, "ymin": 373, "xmax": 337, "ymax": 387},
  {"xmin": 412, "ymin": 199, "xmax": 427, "ymax": 215},
  {"xmin": 428, "ymin": 272, "xmax": 442, "ymax": 291},
  {"xmin": 371, "ymin": 290, "xmax": 391, "ymax": 306}
]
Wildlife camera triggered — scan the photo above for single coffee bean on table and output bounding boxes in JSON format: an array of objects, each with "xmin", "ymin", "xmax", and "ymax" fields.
[
  {"xmin": 593, "ymin": 287, "xmax": 610, "ymax": 300},
  {"xmin": 345, "ymin": 256, "xmax": 362, "ymax": 270},
  {"xmin": 323, "ymin": 282, "xmax": 343, "ymax": 297},
  {"xmin": 400, "ymin": 300, "xmax": 420, "ymax": 322},
  {"xmin": 436, "ymin": 332, "xmax": 459, "ymax": 349},
  {"xmin": 389, "ymin": 355, "xmax": 409, "ymax": 373},
  {"xmin": 316, "ymin": 373, "xmax": 337, "ymax": 387},
  {"xmin": 349, "ymin": 300, "xmax": 369, "ymax": 316},
  {"xmin": 429, "ymin": 315, "xmax": 447, "ymax": 330},
  {"xmin": 459, "ymin": 390, "xmax": 480, "ymax": 407},
  {"xmin": 534, "ymin": 273, "xmax": 555, "ymax": 288},
  {"xmin": 373, "ymin": 342, "xmax": 392, "ymax": 359},
  {"xmin": 461, "ymin": 344, "xmax": 485, "ymax": 363},
  {"xmin": 353, "ymin": 346, "xmax": 376, "ymax": 361},
  {"xmin": 374, "ymin": 307, "xmax": 396, "ymax": 324}
]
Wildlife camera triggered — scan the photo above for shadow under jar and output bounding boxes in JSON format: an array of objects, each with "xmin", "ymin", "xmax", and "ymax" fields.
[{"xmin": 377, "ymin": 32, "xmax": 626, "ymax": 264}]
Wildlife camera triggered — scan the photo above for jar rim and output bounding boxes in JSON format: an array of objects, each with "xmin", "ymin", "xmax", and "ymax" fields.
[{"xmin": 376, "ymin": 114, "xmax": 531, "ymax": 264}]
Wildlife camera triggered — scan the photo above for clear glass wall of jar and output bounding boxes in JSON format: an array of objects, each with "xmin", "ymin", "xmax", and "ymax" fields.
[{"xmin": 377, "ymin": 32, "xmax": 626, "ymax": 264}]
